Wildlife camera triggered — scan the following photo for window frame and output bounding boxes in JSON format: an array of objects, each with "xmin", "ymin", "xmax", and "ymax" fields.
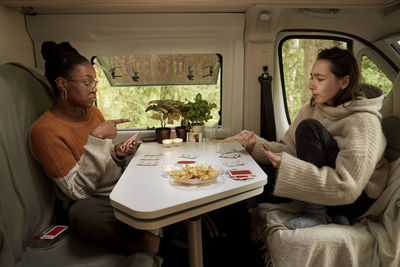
[
  {"xmin": 93, "ymin": 53, "xmax": 223, "ymax": 130},
  {"xmin": 277, "ymin": 29, "xmax": 399, "ymax": 127},
  {"xmin": 391, "ymin": 40, "xmax": 400, "ymax": 55}
]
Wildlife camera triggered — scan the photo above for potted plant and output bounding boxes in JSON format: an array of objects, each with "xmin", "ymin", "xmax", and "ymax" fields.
[
  {"xmin": 183, "ymin": 93, "xmax": 217, "ymax": 134},
  {"xmin": 145, "ymin": 99, "xmax": 182, "ymax": 143},
  {"xmin": 175, "ymin": 101, "xmax": 195, "ymax": 141}
]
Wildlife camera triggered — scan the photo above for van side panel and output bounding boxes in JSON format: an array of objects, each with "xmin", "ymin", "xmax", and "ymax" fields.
[{"xmin": 0, "ymin": 6, "xmax": 34, "ymax": 68}]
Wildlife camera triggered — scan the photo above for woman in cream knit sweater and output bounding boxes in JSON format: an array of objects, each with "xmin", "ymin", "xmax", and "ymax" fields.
[{"xmin": 225, "ymin": 47, "xmax": 389, "ymax": 229}]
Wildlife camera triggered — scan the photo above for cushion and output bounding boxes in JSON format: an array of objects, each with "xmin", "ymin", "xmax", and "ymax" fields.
[
  {"xmin": 0, "ymin": 63, "xmax": 132, "ymax": 267},
  {"xmin": 0, "ymin": 63, "xmax": 55, "ymax": 264},
  {"xmin": 382, "ymin": 116, "xmax": 400, "ymax": 162},
  {"xmin": 16, "ymin": 234, "xmax": 130, "ymax": 267},
  {"xmin": 250, "ymin": 94, "xmax": 400, "ymax": 266}
]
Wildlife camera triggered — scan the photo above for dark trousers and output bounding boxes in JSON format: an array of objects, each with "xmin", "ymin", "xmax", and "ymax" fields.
[
  {"xmin": 68, "ymin": 196, "xmax": 145, "ymax": 254},
  {"xmin": 259, "ymin": 119, "xmax": 375, "ymax": 220}
]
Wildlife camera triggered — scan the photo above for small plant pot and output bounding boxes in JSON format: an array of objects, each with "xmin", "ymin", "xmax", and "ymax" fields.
[
  {"xmin": 191, "ymin": 124, "xmax": 205, "ymax": 136},
  {"xmin": 155, "ymin": 127, "xmax": 171, "ymax": 144},
  {"xmin": 175, "ymin": 126, "xmax": 187, "ymax": 142}
]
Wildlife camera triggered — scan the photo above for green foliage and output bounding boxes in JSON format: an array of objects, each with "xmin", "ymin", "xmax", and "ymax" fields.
[
  {"xmin": 360, "ymin": 56, "xmax": 392, "ymax": 96},
  {"xmin": 175, "ymin": 101, "xmax": 190, "ymax": 127},
  {"xmin": 282, "ymin": 39, "xmax": 347, "ymax": 121},
  {"xmin": 182, "ymin": 93, "xmax": 217, "ymax": 126},
  {"xmin": 94, "ymin": 64, "xmax": 220, "ymax": 129},
  {"xmin": 145, "ymin": 99, "xmax": 183, "ymax": 128}
]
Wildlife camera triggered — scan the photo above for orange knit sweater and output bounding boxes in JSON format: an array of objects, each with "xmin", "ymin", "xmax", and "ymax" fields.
[{"xmin": 30, "ymin": 106, "xmax": 105, "ymax": 178}]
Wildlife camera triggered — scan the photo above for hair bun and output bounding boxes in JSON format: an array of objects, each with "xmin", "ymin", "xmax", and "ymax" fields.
[
  {"xmin": 41, "ymin": 41, "xmax": 59, "ymax": 61},
  {"xmin": 41, "ymin": 41, "xmax": 80, "ymax": 62},
  {"xmin": 58, "ymin": 42, "xmax": 79, "ymax": 54}
]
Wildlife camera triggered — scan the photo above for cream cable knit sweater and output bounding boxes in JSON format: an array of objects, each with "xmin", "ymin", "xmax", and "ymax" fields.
[{"xmin": 251, "ymin": 85, "xmax": 389, "ymax": 206}]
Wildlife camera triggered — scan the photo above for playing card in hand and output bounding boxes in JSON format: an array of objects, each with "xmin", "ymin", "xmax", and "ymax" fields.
[{"xmin": 120, "ymin": 132, "xmax": 140, "ymax": 152}]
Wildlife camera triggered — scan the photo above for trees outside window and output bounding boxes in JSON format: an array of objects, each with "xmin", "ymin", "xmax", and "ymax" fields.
[
  {"xmin": 93, "ymin": 54, "xmax": 221, "ymax": 129},
  {"xmin": 360, "ymin": 55, "xmax": 392, "ymax": 96}
]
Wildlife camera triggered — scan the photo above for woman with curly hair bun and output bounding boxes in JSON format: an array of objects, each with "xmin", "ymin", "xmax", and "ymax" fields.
[{"xmin": 30, "ymin": 41, "xmax": 162, "ymax": 266}]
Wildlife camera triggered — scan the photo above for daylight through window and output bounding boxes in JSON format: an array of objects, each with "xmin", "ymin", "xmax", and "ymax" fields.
[
  {"xmin": 280, "ymin": 38, "xmax": 348, "ymax": 121},
  {"xmin": 93, "ymin": 54, "xmax": 222, "ymax": 129},
  {"xmin": 360, "ymin": 55, "xmax": 393, "ymax": 96}
]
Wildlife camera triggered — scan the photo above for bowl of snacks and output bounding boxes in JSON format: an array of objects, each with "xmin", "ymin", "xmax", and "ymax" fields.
[{"xmin": 165, "ymin": 164, "xmax": 222, "ymax": 185}]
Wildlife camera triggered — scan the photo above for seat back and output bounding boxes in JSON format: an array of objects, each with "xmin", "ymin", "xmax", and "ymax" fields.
[
  {"xmin": 381, "ymin": 72, "xmax": 400, "ymax": 162},
  {"xmin": 0, "ymin": 63, "xmax": 55, "ymax": 265}
]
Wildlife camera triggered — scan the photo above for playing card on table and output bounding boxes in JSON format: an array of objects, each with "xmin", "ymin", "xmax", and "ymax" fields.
[
  {"xmin": 141, "ymin": 155, "xmax": 162, "ymax": 160},
  {"xmin": 217, "ymin": 147, "xmax": 238, "ymax": 155},
  {"xmin": 227, "ymin": 169, "xmax": 256, "ymax": 180},
  {"xmin": 178, "ymin": 154, "xmax": 199, "ymax": 159},
  {"xmin": 228, "ymin": 169, "xmax": 254, "ymax": 176},
  {"xmin": 219, "ymin": 153, "xmax": 240, "ymax": 158},
  {"xmin": 223, "ymin": 161, "xmax": 247, "ymax": 167},
  {"xmin": 177, "ymin": 160, "xmax": 197, "ymax": 164},
  {"xmin": 230, "ymin": 175, "xmax": 254, "ymax": 181},
  {"xmin": 136, "ymin": 160, "xmax": 159, "ymax": 166},
  {"xmin": 144, "ymin": 153, "xmax": 163, "ymax": 156}
]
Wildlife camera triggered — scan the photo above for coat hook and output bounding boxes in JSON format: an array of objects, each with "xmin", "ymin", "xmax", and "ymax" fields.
[
  {"xmin": 111, "ymin": 67, "xmax": 123, "ymax": 79},
  {"xmin": 187, "ymin": 66, "xmax": 194, "ymax": 80},
  {"xmin": 132, "ymin": 69, "xmax": 139, "ymax": 82},
  {"xmin": 202, "ymin": 66, "xmax": 213, "ymax": 78}
]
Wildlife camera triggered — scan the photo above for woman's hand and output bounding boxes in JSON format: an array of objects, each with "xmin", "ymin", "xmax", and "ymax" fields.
[
  {"xmin": 115, "ymin": 141, "xmax": 137, "ymax": 158},
  {"xmin": 222, "ymin": 130, "xmax": 256, "ymax": 154},
  {"xmin": 91, "ymin": 119, "xmax": 131, "ymax": 139},
  {"xmin": 262, "ymin": 145, "xmax": 282, "ymax": 168}
]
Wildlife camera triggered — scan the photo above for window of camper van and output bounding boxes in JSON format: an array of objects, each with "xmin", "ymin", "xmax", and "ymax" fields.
[
  {"xmin": 280, "ymin": 38, "xmax": 349, "ymax": 121},
  {"xmin": 360, "ymin": 55, "xmax": 392, "ymax": 96},
  {"xmin": 93, "ymin": 54, "xmax": 221, "ymax": 129}
]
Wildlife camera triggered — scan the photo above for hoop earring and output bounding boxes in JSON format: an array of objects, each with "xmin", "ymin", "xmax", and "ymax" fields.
[{"xmin": 61, "ymin": 90, "xmax": 68, "ymax": 101}]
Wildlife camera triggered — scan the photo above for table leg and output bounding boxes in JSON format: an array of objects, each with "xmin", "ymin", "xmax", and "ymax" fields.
[{"xmin": 186, "ymin": 216, "xmax": 203, "ymax": 267}]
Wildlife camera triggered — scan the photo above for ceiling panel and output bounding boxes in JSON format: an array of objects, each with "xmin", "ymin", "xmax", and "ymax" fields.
[{"xmin": 0, "ymin": 0, "xmax": 396, "ymax": 14}]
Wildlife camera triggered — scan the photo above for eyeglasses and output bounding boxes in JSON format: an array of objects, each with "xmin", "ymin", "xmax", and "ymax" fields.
[{"xmin": 65, "ymin": 78, "xmax": 98, "ymax": 92}]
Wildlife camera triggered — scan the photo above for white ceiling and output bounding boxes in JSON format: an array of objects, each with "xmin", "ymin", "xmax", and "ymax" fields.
[{"xmin": 0, "ymin": 0, "xmax": 398, "ymax": 14}]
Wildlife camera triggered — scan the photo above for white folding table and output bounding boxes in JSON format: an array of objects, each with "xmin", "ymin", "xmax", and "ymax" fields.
[{"xmin": 110, "ymin": 141, "xmax": 268, "ymax": 267}]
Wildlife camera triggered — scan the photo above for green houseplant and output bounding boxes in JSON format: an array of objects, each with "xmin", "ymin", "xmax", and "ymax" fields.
[
  {"xmin": 174, "ymin": 101, "xmax": 190, "ymax": 141},
  {"xmin": 183, "ymin": 93, "xmax": 217, "ymax": 133},
  {"xmin": 185, "ymin": 93, "xmax": 217, "ymax": 126},
  {"xmin": 145, "ymin": 99, "xmax": 182, "ymax": 143}
]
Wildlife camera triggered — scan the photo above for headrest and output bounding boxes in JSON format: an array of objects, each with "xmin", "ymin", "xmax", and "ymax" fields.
[{"xmin": 359, "ymin": 83, "xmax": 383, "ymax": 99}]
